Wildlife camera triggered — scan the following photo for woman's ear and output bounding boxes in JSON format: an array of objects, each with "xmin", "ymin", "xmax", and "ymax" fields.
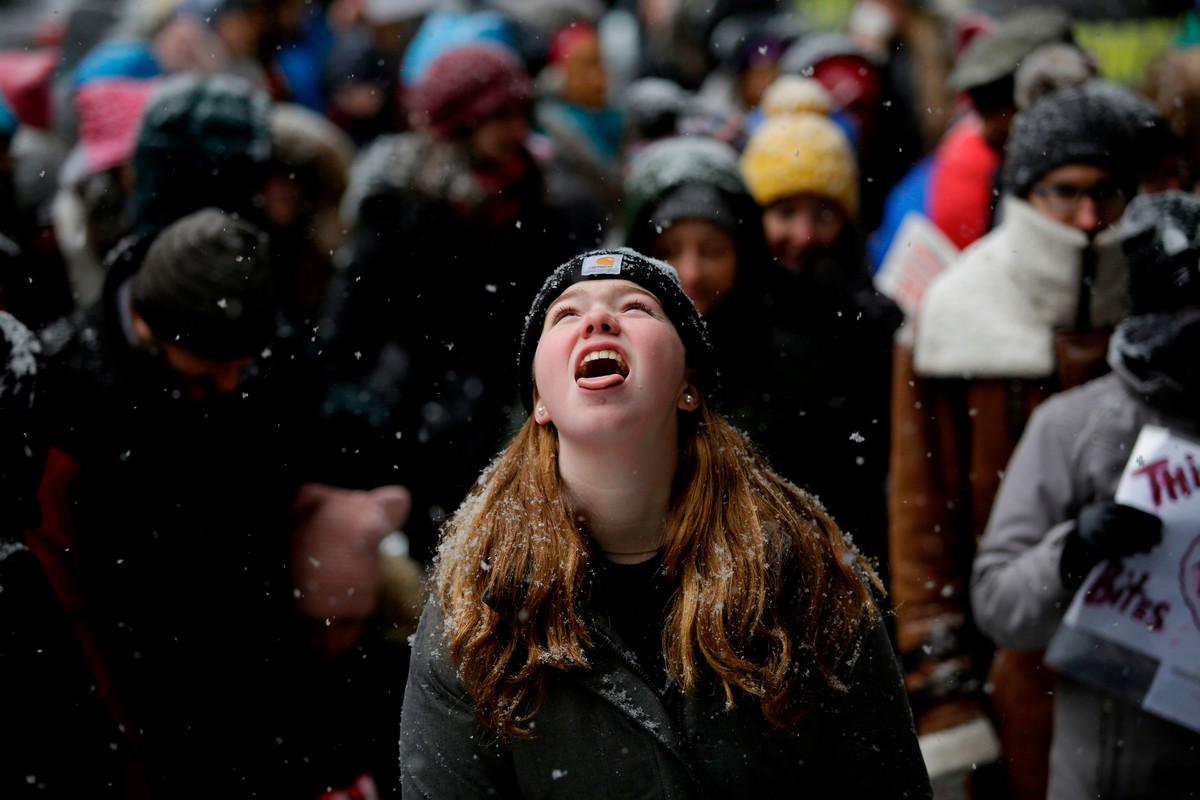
[
  {"xmin": 532, "ymin": 388, "xmax": 552, "ymax": 426},
  {"xmin": 677, "ymin": 382, "xmax": 701, "ymax": 412}
]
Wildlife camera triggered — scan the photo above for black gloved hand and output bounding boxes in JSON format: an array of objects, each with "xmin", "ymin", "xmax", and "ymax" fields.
[{"xmin": 1059, "ymin": 501, "xmax": 1163, "ymax": 590}]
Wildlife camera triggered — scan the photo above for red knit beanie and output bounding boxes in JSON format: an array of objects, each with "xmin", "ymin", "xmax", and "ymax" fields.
[
  {"xmin": 407, "ymin": 42, "xmax": 532, "ymax": 137},
  {"xmin": 547, "ymin": 21, "xmax": 597, "ymax": 68}
]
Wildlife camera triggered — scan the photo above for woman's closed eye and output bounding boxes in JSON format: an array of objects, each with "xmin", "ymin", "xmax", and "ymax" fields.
[
  {"xmin": 549, "ymin": 304, "xmax": 579, "ymax": 324},
  {"xmin": 623, "ymin": 300, "xmax": 655, "ymax": 315}
]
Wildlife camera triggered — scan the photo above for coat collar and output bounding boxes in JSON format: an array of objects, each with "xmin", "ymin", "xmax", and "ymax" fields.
[
  {"xmin": 913, "ymin": 196, "xmax": 1128, "ymax": 378},
  {"xmin": 571, "ymin": 605, "xmax": 707, "ymax": 793}
]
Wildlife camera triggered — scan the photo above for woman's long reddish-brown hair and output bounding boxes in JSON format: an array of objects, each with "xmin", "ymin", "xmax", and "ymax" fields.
[{"xmin": 433, "ymin": 402, "xmax": 882, "ymax": 741}]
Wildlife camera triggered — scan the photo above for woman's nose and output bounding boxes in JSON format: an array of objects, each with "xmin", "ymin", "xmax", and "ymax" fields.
[{"xmin": 582, "ymin": 308, "xmax": 619, "ymax": 336}]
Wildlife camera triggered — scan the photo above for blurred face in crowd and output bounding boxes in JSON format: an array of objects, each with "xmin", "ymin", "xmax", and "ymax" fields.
[
  {"xmin": 651, "ymin": 220, "xmax": 738, "ymax": 317},
  {"xmin": 978, "ymin": 104, "xmax": 1016, "ymax": 155},
  {"xmin": 158, "ymin": 343, "xmax": 255, "ymax": 405},
  {"xmin": 761, "ymin": 193, "xmax": 848, "ymax": 272},
  {"xmin": 131, "ymin": 312, "xmax": 254, "ymax": 405},
  {"xmin": 1027, "ymin": 163, "xmax": 1128, "ymax": 235},
  {"xmin": 737, "ymin": 59, "xmax": 778, "ymax": 111},
  {"xmin": 469, "ymin": 104, "xmax": 530, "ymax": 166},
  {"xmin": 967, "ymin": 80, "xmax": 1019, "ymax": 155},
  {"xmin": 560, "ymin": 29, "xmax": 608, "ymax": 110}
]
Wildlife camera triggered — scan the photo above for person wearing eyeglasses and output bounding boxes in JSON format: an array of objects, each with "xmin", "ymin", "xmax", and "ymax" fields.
[
  {"xmin": 969, "ymin": 189, "xmax": 1200, "ymax": 800},
  {"xmin": 886, "ymin": 79, "xmax": 1169, "ymax": 799}
]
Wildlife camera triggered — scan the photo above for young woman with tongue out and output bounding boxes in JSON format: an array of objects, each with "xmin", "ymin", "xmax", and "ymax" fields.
[{"xmin": 399, "ymin": 248, "xmax": 931, "ymax": 799}]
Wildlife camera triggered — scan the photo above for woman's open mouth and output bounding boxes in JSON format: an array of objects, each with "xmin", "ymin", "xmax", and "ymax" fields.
[{"xmin": 576, "ymin": 349, "xmax": 629, "ymax": 390}]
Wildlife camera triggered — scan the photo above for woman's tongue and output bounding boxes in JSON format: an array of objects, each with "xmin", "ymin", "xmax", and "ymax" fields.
[{"xmin": 577, "ymin": 373, "xmax": 625, "ymax": 390}]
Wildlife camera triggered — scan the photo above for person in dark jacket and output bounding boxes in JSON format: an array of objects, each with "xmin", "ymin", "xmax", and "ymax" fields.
[
  {"xmin": 30, "ymin": 208, "xmax": 411, "ymax": 798},
  {"xmin": 0, "ymin": 310, "xmax": 132, "ymax": 798},
  {"xmin": 622, "ymin": 132, "xmax": 895, "ymax": 592},
  {"xmin": 533, "ymin": 17, "xmax": 625, "ymax": 246},
  {"xmin": 738, "ymin": 79, "xmax": 903, "ymax": 590},
  {"xmin": 322, "ymin": 41, "xmax": 576, "ymax": 564},
  {"xmin": 887, "ymin": 80, "xmax": 1159, "ymax": 799},
  {"xmin": 399, "ymin": 247, "xmax": 932, "ymax": 799},
  {"xmin": 970, "ymin": 189, "xmax": 1200, "ymax": 800}
]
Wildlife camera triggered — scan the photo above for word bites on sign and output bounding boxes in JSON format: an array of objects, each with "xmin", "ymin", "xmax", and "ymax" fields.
[{"xmin": 1063, "ymin": 425, "xmax": 1200, "ymax": 731}]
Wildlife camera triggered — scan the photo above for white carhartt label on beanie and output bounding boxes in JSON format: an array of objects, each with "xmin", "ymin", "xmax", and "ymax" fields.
[{"xmin": 582, "ymin": 253, "xmax": 623, "ymax": 275}]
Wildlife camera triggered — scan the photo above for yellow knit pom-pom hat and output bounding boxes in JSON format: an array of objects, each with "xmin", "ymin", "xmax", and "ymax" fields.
[
  {"xmin": 758, "ymin": 75, "xmax": 832, "ymax": 118},
  {"xmin": 739, "ymin": 101, "xmax": 859, "ymax": 219}
]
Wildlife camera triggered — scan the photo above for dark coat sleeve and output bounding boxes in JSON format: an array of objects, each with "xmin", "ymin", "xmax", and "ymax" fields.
[
  {"xmin": 818, "ymin": 615, "xmax": 934, "ymax": 799},
  {"xmin": 400, "ymin": 599, "xmax": 521, "ymax": 799}
]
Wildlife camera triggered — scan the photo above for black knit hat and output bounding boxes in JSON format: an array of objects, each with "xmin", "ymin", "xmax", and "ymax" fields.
[
  {"xmin": 622, "ymin": 135, "xmax": 751, "ymax": 255},
  {"xmin": 517, "ymin": 248, "xmax": 716, "ymax": 413},
  {"xmin": 131, "ymin": 207, "xmax": 276, "ymax": 360},
  {"xmin": 1002, "ymin": 81, "xmax": 1146, "ymax": 199},
  {"xmin": 646, "ymin": 183, "xmax": 738, "ymax": 239},
  {"xmin": 1120, "ymin": 190, "xmax": 1200, "ymax": 316}
]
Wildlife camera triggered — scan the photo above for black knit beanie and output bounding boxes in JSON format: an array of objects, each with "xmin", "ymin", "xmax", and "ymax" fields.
[
  {"xmin": 131, "ymin": 207, "xmax": 276, "ymax": 360},
  {"xmin": 517, "ymin": 248, "xmax": 716, "ymax": 413},
  {"xmin": 1002, "ymin": 81, "xmax": 1146, "ymax": 199},
  {"xmin": 646, "ymin": 183, "xmax": 738, "ymax": 240},
  {"xmin": 1120, "ymin": 190, "xmax": 1200, "ymax": 316},
  {"xmin": 623, "ymin": 135, "xmax": 752, "ymax": 256}
]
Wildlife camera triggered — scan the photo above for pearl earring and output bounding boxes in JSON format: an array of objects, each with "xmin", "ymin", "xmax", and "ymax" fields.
[
  {"xmin": 537, "ymin": 405, "xmax": 546, "ymax": 416},
  {"xmin": 685, "ymin": 393, "xmax": 695, "ymax": 405}
]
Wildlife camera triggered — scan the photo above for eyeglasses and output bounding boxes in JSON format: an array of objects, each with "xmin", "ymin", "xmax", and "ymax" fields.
[{"xmin": 1031, "ymin": 181, "xmax": 1127, "ymax": 215}]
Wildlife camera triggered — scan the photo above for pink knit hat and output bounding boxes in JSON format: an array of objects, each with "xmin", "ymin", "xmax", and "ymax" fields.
[
  {"xmin": 0, "ymin": 48, "xmax": 58, "ymax": 130},
  {"xmin": 74, "ymin": 78, "xmax": 158, "ymax": 176},
  {"xmin": 407, "ymin": 42, "xmax": 532, "ymax": 137}
]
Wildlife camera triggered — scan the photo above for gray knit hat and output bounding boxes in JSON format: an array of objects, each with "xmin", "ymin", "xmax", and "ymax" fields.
[
  {"xmin": 517, "ymin": 248, "xmax": 716, "ymax": 412},
  {"xmin": 1001, "ymin": 81, "xmax": 1146, "ymax": 199},
  {"xmin": 131, "ymin": 207, "xmax": 276, "ymax": 360}
]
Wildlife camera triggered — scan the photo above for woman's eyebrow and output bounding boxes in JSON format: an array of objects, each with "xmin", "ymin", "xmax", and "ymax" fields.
[{"xmin": 551, "ymin": 284, "xmax": 658, "ymax": 306}]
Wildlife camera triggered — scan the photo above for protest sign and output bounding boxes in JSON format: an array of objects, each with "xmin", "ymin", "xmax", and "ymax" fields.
[
  {"xmin": 1048, "ymin": 425, "xmax": 1200, "ymax": 732},
  {"xmin": 873, "ymin": 211, "xmax": 958, "ymax": 316}
]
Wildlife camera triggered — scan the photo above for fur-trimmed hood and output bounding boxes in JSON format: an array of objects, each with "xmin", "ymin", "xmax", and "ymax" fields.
[{"xmin": 913, "ymin": 196, "xmax": 1128, "ymax": 378}]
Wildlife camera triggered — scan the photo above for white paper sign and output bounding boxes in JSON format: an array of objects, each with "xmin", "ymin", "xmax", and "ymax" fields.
[
  {"xmin": 1143, "ymin": 662, "xmax": 1200, "ymax": 732},
  {"xmin": 1063, "ymin": 425, "xmax": 1200, "ymax": 669},
  {"xmin": 873, "ymin": 211, "xmax": 959, "ymax": 316}
]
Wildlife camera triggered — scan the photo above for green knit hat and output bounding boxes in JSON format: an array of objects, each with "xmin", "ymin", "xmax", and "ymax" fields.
[{"xmin": 132, "ymin": 72, "xmax": 271, "ymax": 233}]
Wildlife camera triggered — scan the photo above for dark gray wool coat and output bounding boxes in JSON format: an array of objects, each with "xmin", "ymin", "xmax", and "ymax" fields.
[{"xmin": 400, "ymin": 591, "xmax": 932, "ymax": 799}]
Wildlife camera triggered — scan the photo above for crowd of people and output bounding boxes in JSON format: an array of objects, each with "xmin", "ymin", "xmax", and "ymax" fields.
[{"xmin": 1, "ymin": 0, "xmax": 1199, "ymax": 798}]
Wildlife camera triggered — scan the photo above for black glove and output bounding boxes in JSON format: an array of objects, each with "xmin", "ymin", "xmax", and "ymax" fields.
[{"xmin": 1059, "ymin": 501, "xmax": 1163, "ymax": 590}]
